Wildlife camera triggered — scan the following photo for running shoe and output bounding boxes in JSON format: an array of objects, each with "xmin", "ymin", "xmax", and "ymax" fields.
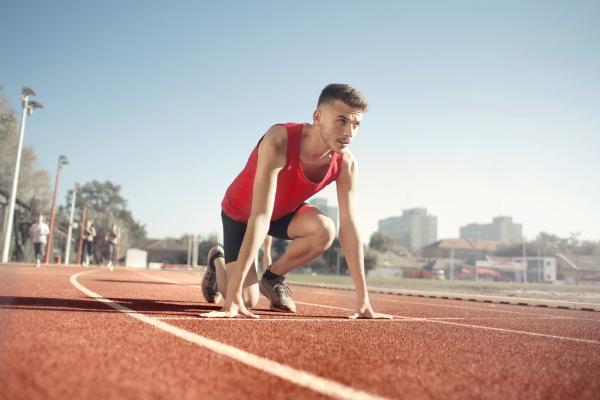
[
  {"xmin": 259, "ymin": 272, "xmax": 296, "ymax": 313},
  {"xmin": 108, "ymin": 261, "xmax": 113, "ymax": 272},
  {"xmin": 35, "ymin": 259, "xmax": 41, "ymax": 268},
  {"xmin": 201, "ymin": 245, "xmax": 223, "ymax": 303}
]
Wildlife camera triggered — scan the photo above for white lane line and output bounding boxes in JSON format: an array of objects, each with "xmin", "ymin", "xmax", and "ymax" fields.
[
  {"xmin": 71, "ymin": 270, "xmax": 389, "ymax": 400},
  {"xmin": 294, "ymin": 301, "xmax": 600, "ymax": 344},
  {"xmin": 293, "ymin": 286, "xmax": 600, "ymax": 322},
  {"xmin": 138, "ymin": 271, "xmax": 204, "ymax": 290},
  {"xmin": 137, "ymin": 271, "xmax": 182, "ymax": 284}
]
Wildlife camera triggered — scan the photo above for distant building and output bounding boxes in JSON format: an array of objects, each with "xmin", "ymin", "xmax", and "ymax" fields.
[
  {"xmin": 460, "ymin": 216, "xmax": 522, "ymax": 241},
  {"xmin": 309, "ymin": 198, "xmax": 338, "ymax": 234},
  {"xmin": 142, "ymin": 238, "xmax": 188, "ymax": 265},
  {"xmin": 422, "ymin": 238, "xmax": 504, "ymax": 260},
  {"xmin": 378, "ymin": 208, "xmax": 437, "ymax": 250}
]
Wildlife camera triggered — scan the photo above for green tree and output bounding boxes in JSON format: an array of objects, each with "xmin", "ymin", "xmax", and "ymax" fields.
[
  {"xmin": 369, "ymin": 231, "xmax": 396, "ymax": 252},
  {"xmin": 65, "ymin": 180, "xmax": 147, "ymax": 262}
]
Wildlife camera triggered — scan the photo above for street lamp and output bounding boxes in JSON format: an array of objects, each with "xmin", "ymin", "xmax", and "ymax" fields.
[
  {"xmin": 44, "ymin": 155, "xmax": 69, "ymax": 264},
  {"xmin": 1, "ymin": 87, "xmax": 43, "ymax": 263}
]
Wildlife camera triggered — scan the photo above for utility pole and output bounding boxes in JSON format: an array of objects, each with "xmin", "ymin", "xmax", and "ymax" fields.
[
  {"xmin": 570, "ymin": 232, "xmax": 580, "ymax": 285},
  {"xmin": 64, "ymin": 187, "xmax": 78, "ymax": 264},
  {"xmin": 187, "ymin": 235, "xmax": 192, "ymax": 266},
  {"xmin": 449, "ymin": 242, "xmax": 456, "ymax": 280},
  {"xmin": 192, "ymin": 235, "xmax": 198, "ymax": 267},
  {"xmin": 77, "ymin": 206, "xmax": 86, "ymax": 265},
  {"xmin": 537, "ymin": 246, "xmax": 541, "ymax": 284},
  {"xmin": 45, "ymin": 155, "xmax": 69, "ymax": 264},
  {"xmin": 522, "ymin": 238, "xmax": 527, "ymax": 283},
  {"xmin": 335, "ymin": 247, "xmax": 342, "ymax": 275}
]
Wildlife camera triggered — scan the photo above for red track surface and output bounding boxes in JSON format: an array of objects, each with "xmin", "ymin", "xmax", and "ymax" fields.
[{"xmin": 1, "ymin": 264, "xmax": 599, "ymax": 400}]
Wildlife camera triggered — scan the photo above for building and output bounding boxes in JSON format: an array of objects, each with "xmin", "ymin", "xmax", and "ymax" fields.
[
  {"xmin": 421, "ymin": 238, "xmax": 504, "ymax": 260},
  {"xmin": 460, "ymin": 216, "xmax": 522, "ymax": 241},
  {"xmin": 142, "ymin": 238, "xmax": 188, "ymax": 265},
  {"xmin": 378, "ymin": 208, "xmax": 437, "ymax": 250},
  {"xmin": 309, "ymin": 198, "xmax": 338, "ymax": 233}
]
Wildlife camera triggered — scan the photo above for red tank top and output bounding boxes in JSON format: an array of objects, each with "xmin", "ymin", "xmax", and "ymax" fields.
[{"xmin": 222, "ymin": 123, "xmax": 344, "ymax": 223}]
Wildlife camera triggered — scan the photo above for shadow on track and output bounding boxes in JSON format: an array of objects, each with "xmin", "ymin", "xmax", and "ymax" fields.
[{"xmin": 0, "ymin": 296, "xmax": 222, "ymax": 314}]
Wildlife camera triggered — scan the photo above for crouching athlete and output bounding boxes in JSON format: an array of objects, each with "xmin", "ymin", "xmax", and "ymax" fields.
[{"xmin": 201, "ymin": 83, "xmax": 392, "ymax": 320}]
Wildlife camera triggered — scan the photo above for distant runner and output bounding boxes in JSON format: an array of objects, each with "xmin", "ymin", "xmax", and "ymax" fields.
[
  {"xmin": 202, "ymin": 84, "xmax": 391, "ymax": 320},
  {"xmin": 29, "ymin": 214, "xmax": 49, "ymax": 267}
]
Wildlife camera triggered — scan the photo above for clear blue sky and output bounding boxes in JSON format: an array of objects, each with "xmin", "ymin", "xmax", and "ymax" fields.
[{"xmin": 1, "ymin": 1, "xmax": 599, "ymax": 243}]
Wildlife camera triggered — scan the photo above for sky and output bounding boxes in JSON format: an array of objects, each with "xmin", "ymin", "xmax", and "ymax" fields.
[{"xmin": 1, "ymin": 0, "xmax": 599, "ymax": 244}]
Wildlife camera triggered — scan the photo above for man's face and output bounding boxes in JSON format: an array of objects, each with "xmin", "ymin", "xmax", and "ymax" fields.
[
  {"xmin": 315, "ymin": 99, "xmax": 363, "ymax": 154},
  {"xmin": 38, "ymin": 215, "xmax": 44, "ymax": 223}
]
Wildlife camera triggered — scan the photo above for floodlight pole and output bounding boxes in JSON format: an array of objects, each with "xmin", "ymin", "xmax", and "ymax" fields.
[
  {"xmin": 45, "ymin": 156, "xmax": 68, "ymax": 264},
  {"xmin": 1, "ymin": 88, "xmax": 42, "ymax": 263},
  {"xmin": 64, "ymin": 188, "xmax": 78, "ymax": 265}
]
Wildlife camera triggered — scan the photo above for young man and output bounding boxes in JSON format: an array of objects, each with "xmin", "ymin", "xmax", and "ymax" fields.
[
  {"xmin": 29, "ymin": 214, "xmax": 49, "ymax": 267},
  {"xmin": 202, "ymin": 84, "xmax": 391, "ymax": 320}
]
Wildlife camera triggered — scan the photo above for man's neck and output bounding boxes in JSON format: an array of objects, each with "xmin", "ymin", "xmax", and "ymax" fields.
[{"xmin": 302, "ymin": 124, "xmax": 333, "ymax": 163}]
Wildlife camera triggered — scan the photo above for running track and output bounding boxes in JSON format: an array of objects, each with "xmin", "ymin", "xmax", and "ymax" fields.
[{"xmin": 1, "ymin": 264, "xmax": 599, "ymax": 400}]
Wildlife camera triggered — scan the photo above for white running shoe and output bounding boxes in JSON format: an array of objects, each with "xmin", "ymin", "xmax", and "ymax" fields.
[
  {"xmin": 108, "ymin": 261, "xmax": 113, "ymax": 271},
  {"xmin": 35, "ymin": 259, "xmax": 41, "ymax": 268}
]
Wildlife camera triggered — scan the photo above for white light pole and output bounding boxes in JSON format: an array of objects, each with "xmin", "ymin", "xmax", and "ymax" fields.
[
  {"xmin": 64, "ymin": 186, "xmax": 79, "ymax": 265},
  {"xmin": 1, "ymin": 87, "xmax": 43, "ymax": 263}
]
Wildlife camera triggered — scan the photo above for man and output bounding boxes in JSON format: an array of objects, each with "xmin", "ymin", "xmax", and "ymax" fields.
[
  {"xmin": 203, "ymin": 84, "xmax": 391, "ymax": 320},
  {"xmin": 29, "ymin": 214, "xmax": 49, "ymax": 267}
]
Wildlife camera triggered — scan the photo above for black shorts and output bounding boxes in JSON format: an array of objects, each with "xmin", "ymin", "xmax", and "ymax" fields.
[{"xmin": 221, "ymin": 203, "xmax": 308, "ymax": 264}]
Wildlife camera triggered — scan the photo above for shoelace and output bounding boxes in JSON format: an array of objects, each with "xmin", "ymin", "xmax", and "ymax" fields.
[{"xmin": 273, "ymin": 282, "xmax": 293, "ymax": 298}]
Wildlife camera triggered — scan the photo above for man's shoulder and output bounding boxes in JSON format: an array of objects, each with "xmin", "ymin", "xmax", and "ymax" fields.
[
  {"xmin": 341, "ymin": 149, "xmax": 358, "ymax": 170},
  {"xmin": 260, "ymin": 124, "xmax": 288, "ymax": 155}
]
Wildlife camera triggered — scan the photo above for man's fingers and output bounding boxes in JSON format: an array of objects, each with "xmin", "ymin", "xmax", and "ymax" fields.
[
  {"xmin": 201, "ymin": 311, "xmax": 234, "ymax": 318},
  {"xmin": 241, "ymin": 309, "xmax": 260, "ymax": 319}
]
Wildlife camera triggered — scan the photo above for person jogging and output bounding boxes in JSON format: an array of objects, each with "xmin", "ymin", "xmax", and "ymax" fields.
[
  {"xmin": 202, "ymin": 83, "xmax": 391, "ymax": 320},
  {"xmin": 105, "ymin": 224, "xmax": 120, "ymax": 271},
  {"xmin": 82, "ymin": 220, "xmax": 96, "ymax": 267},
  {"xmin": 29, "ymin": 214, "xmax": 49, "ymax": 267}
]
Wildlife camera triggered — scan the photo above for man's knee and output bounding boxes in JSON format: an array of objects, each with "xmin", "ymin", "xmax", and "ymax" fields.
[{"xmin": 313, "ymin": 216, "xmax": 335, "ymax": 250}]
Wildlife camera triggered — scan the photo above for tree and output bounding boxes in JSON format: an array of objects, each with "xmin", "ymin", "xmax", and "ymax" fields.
[
  {"xmin": 369, "ymin": 231, "xmax": 396, "ymax": 252},
  {"xmin": 495, "ymin": 232, "xmax": 600, "ymax": 257},
  {"xmin": 65, "ymin": 180, "xmax": 147, "ymax": 263}
]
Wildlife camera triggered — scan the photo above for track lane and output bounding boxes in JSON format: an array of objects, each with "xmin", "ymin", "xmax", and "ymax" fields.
[
  {"xmin": 3, "ymin": 265, "xmax": 600, "ymax": 400},
  {"xmin": 97, "ymin": 268, "xmax": 600, "ymax": 400}
]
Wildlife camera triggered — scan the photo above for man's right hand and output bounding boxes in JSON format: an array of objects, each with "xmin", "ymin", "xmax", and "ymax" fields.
[{"xmin": 201, "ymin": 292, "xmax": 259, "ymax": 319}]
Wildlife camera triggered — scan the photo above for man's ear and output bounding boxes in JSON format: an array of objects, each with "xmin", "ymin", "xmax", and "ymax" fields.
[{"xmin": 313, "ymin": 109, "xmax": 322, "ymax": 126}]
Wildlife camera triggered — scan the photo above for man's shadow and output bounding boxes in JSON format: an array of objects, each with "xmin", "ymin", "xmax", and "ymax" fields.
[{"xmin": 0, "ymin": 296, "xmax": 221, "ymax": 314}]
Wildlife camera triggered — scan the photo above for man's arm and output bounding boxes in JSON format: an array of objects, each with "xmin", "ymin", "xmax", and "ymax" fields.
[
  {"xmin": 205, "ymin": 126, "xmax": 288, "ymax": 318},
  {"xmin": 337, "ymin": 152, "xmax": 392, "ymax": 319}
]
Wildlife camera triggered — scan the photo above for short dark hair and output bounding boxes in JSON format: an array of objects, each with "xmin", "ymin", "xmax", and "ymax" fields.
[{"xmin": 317, "ymin": 84, "xmax": 369, "ymax": 112}]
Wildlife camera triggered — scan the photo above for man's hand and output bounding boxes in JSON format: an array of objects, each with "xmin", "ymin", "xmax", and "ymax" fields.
[
  {"xmin": 348, "ymin": 303, "xmax": 393, "ymax": 319},
  {"xmin": 201, "ymin": 292, "xmax": 259, "ymax": 319}
]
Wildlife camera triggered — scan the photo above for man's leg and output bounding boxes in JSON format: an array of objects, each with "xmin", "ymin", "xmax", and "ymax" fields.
[
  {"xmin": 204, "ymin": 250, "xmax": 259, "ymax": 308},
  {"xmin": 260, "ymin": 205, "xmax": 335, "ymax": 312},
  {"xmin": 34, "ymin": 243, "xmax": 42, "ymax": 267},
  {"xmin": 270, "ymin": 206, "xmax": 335, "ymax": 275}
]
